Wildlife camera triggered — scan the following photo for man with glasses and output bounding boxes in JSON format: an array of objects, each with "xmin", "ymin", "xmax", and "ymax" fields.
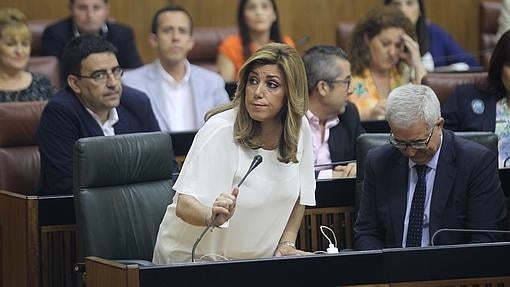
[
  {"xmin": 302, "ymin": 45, "xmax": 364, "ymax": 178},
  {"xmin": 354, "ymin": 84, "xmax": 506, "ymax": 250},
  {"xmin": 36, "ymin": 34, "xmax": 161, "ymax": 195}
]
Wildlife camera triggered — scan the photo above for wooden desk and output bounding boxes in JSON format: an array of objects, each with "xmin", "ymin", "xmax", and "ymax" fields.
[
  {"xmin": 0, "ymin": 190, "xmax": 77, "ymax": 287},
  {"xmin": 83, "ymin": 242, "xmax": 510, "ymax": 287},
  {"xmin": 298, "ymin": 178, "xmax": 356, "ymax": 251}
]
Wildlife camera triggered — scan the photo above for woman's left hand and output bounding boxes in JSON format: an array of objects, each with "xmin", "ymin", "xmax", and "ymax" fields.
[
  {"xmin": 399, "ymin": 33, "xmax": 422, "ymax": 68},
  {"xmin": 274, "ymin": 242, "xmax": 310, "ymax": 256}
]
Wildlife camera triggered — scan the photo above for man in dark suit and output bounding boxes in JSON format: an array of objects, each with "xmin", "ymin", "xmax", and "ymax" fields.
[
  {"xmin": 302, "ymin": 45, "xmax": 364, "ymax": 179},
  {"xmin": 41, "ymin": 0, "xmax": 142, "ymax": 69},
  {"xmin": 354, "ymin": 84, "xmax": 506, "ymax": 250},
  {"xmin": 37, "ymin": 34, "xmax": 160, "ymax": 195}
]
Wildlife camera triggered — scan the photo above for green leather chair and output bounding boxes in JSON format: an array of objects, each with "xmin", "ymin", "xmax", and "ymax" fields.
[{"xmin": 73, "ymin": 132, "xmax": 174, "ymax": 264}]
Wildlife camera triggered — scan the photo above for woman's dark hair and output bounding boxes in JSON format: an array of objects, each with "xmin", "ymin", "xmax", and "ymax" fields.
[
  {"xmin": 237, "ymin": 0, "xmax": 283, "ymax": 60},
  {"xmin": 488, "ymin": 30, "xmax": 510, "ymax": 100},
  {"xmin": 384, "ymin": 0, "xmax": 429, "ymax": 56}
]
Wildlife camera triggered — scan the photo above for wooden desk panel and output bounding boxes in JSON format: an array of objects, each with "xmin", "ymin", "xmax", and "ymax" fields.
[
  {"xmin": 0, "ymin": 190, "xmax": 38, "ymax": 287},
  {"xmin": 0, "ymin": 190, "xmax": 77, "ymax": 287},
  {"xmin": 298, "ymin": 178, "xmax": 356, "ymax": 252},
  {"xmin": 299, "ymin": 206, "xmax": 356, "ymax": 251}
]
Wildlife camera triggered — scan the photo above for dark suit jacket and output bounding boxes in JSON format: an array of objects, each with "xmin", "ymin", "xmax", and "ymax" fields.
[
  {"xmin": 442, "ymin": 84, "xmax": 499, "ymax": 132},
  {"xmin": 36, "ymin": 85, "xmax": 160, "ymax": 195},
  {"xmin": 41, "ymin": 17, "xmax": 142, "ymax": 69},
  {"xmin": 328, "ymin": 102, "xmax": 365, "ymax": 162},
  {"xmin": 354, "ymin": 129, "xmax": 506, "ymax": 250}
]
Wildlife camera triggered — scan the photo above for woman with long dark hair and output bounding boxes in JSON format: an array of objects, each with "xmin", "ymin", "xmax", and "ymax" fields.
[
  {"xmin": 217, "ymin": 0, "xmax": 294, "ymax": 81},
  {"xmin": 443, "ymin": 30, "xmax": 510, "ymax": 167},
  {"xmin": 385, "ymin": 0, "xmax": 479, "ymax": 70}
]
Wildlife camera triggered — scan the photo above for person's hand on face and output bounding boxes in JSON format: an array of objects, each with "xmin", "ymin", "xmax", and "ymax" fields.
[{"xmin": 399, "ymin": 33, "xmax": 421, "ymax": 68}]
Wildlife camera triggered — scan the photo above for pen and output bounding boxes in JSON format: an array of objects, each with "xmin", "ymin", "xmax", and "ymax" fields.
[{"xmin": 314, "ymin": 160, "xmax": 356, "ymax": 168}]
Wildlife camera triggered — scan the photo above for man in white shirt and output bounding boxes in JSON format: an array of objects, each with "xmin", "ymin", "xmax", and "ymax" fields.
[
  {"xmin": 123, "ymin": 5, "xmax": 230, "ymax": 132},
  {"xmin": 37, "ymin": 34, "xmax": 162, "ymax": 195}
]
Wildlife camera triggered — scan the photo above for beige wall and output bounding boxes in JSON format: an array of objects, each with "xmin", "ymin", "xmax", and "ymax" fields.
[{"xmin": 4, "ymin": 0, "xmax": 491, "ymax": 64}]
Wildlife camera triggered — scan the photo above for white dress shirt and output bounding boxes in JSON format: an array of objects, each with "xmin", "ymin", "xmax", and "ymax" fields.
[
  {"xmin": 157, "ymin": 60, "xmax": 196, "ymax": 132},
  {"xmin": 86, "ymin": 107, "xmax": 119, "ymax": 136}
]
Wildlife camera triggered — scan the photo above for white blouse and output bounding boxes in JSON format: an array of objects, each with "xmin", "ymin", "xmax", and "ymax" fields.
[{"xmin": 152, "ymin": 108, "xmax": 316, "ymax": 263}]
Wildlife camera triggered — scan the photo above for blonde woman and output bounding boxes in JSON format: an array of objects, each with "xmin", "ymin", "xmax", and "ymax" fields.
[
  {"xmin": 0, "ymin": 8, "xmax": 55, "ymax": 102},
  {"xmin": 153, "ymin": 43, "xmax": 315, "ymax": 263}
]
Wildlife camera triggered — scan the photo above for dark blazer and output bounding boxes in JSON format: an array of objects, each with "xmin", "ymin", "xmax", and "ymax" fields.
[
  {"xmin": 442, "ymin": 84, "xmax": 499, "ymax": 132},
  {"xmin": 354, "ymin": 129, "xmax": 506, "ymax": 250},
  {"xmin": 41, "ymin": 17, "xmax": 142, "ymax": 69},
  {"xmin": 328, "ymin": 102, "xmax": 365, "ymax": 162},
  {"xmin": 36, "ymin": 85, "xmax": 160, "ymax": 195}
]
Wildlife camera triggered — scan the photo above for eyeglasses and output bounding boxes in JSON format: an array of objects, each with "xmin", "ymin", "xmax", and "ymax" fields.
[
  {"xmin": 75, "ymin": 66, "xmax": 124, "ymax": 83},
  {"xmin": 389, "ymin": 126, "xmax": 435, "ymax": 150},
  {"xmin": 327, "ymin": 76, "xmax": 351, "ymax": 92}
]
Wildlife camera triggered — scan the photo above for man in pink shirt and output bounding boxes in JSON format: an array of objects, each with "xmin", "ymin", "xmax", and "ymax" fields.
[{"xmin": 303, "ymin": 45, "xmax": 364, "ymax": 179}]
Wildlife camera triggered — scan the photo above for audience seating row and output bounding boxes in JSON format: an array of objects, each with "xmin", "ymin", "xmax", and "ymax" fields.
[
  {"xmin": 28, "ymin": 20, "xmax": 237, "ymax": 74},
  {"xmin": 25, "ymin": 0, "xmax": 498, "ymax": 87},
  {"xmin": 335, "ymin": 0, "xmax": 501, "ymax": 71},
  {"xmin": 26, "ymin": 0, "xmax": 500, "ymax": 78}
]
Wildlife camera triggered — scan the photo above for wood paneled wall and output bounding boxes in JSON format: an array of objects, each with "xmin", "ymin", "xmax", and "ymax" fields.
[{"xmin": 3, "ymin": 0, "xmax": 493, "ymax": 65}]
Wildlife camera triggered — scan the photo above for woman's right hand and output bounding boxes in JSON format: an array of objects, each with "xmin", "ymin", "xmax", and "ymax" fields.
[
  {"xmin": 399, "ymin": 33, "xmax": 422, "ymax": 68},
  {"xmin": 210, "ymin": 187, "xmax": 239, "ymax": 226}
]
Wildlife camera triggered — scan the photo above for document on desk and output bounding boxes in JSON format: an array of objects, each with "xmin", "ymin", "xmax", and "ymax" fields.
[{"xmin": 315, "ymin": 160, "xmax": 356, "ymax": 180}]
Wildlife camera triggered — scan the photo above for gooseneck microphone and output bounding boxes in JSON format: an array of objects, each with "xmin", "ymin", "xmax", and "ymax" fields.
[
  {"xmin": 431, "ymin": 228, "xmax": 510, "ymax": 246},
  {"xmin": 191, "ymin": 155, "xmax": 263, "ymax": 262},
  {"xmin": 237, "ymin": 155, "xmax": 263, "ymax": 187}
]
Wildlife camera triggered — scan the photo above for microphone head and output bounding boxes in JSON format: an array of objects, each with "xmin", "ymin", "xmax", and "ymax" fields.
[
  {"xmin": 236, "ymin": 155, "xmax": 264, "ymax": 188},
  {"xmin": 246, "ymin": 155, "xmax": 263, "ymax": 175},
  {"xmin": 252, "ymin": 155, "xmax": 263, "ymax": 169}
]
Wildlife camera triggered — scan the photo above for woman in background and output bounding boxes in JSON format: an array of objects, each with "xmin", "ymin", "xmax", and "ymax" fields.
[
  {"xmin": 153, "ymin": 43, "xmax": 315, "ymax": 263},
  {"xmin": 385, "ymin": 0, "xmax": 479, "ymax": 70},
  {"xmin": 443, "ymin": 30, "xmax": 510, "ymax": 168},
  {"xmin": 0, "ymin": 8, "xmax": 55, "ymax": 102},
  {"xmin": 217, "ymin": 0, "xmax": 295, "ymax": 81},
  {"xmin": 348, "ymin": 7, "xmax": 426, "ymax": 121}
]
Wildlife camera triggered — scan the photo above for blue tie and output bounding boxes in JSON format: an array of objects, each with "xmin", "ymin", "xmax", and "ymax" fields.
[{"xmin": 406, "ymin": 165, "xmax": 427, "ymax": 247}]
